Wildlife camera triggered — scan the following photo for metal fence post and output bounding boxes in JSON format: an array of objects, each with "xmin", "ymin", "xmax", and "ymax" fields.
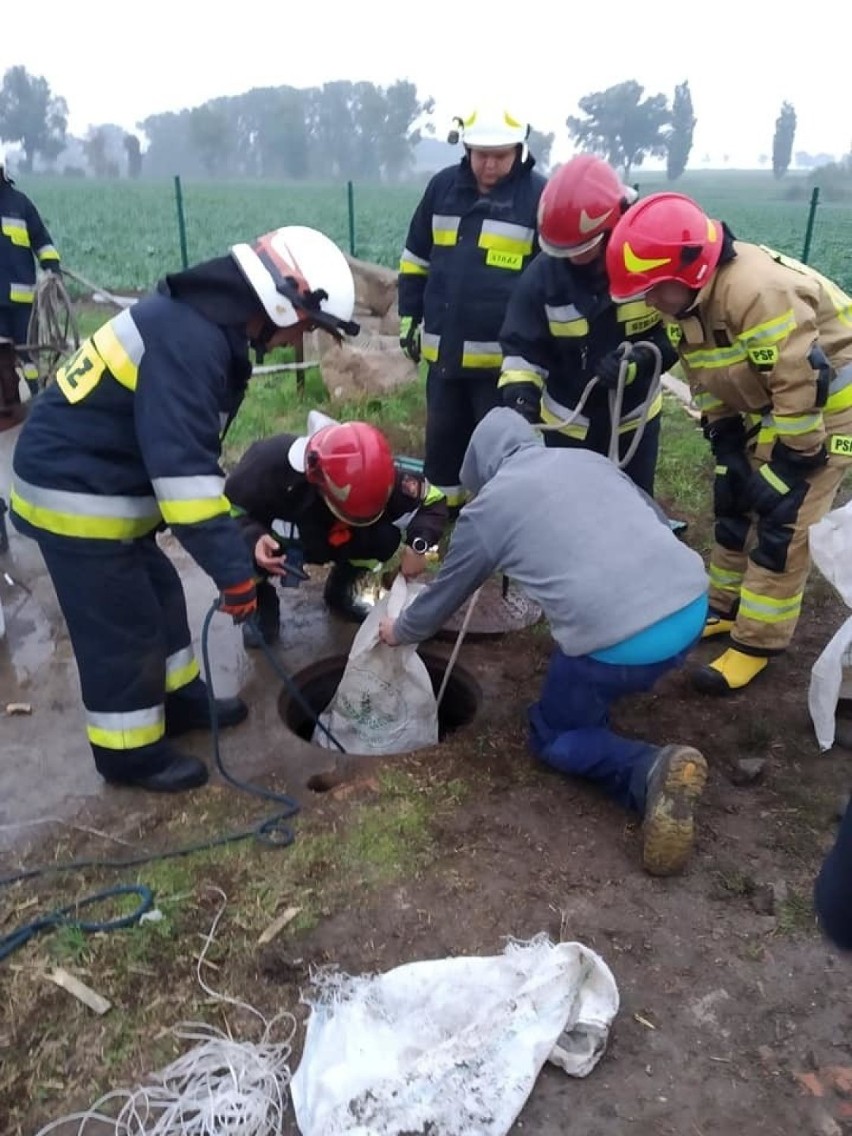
[
  {"xmin": 174, "ymin": 175, "xmax": 189, "ymax": 269},
  {"xmin": 801, "ymin": 185, "xmax": 820, "ymax": 265},
  {"xmin": 347, "ymin": 180, "xmax": 356, "ymax": 257}
]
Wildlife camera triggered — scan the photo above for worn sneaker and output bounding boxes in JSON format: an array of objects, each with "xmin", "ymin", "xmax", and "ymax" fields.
[{"xmin": 642, "ymin": 745, "xmax": 708, "ymax": 876}]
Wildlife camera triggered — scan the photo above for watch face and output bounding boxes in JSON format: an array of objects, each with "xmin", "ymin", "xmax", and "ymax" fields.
[{"xmin": 411, "ymin": 538, "xmax": 428, "ymax": 554}]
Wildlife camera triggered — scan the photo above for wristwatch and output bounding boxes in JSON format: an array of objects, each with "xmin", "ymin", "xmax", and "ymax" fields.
[{"xmin": 409, "ymin": 536, "xmax": 429, "ymax": 554}]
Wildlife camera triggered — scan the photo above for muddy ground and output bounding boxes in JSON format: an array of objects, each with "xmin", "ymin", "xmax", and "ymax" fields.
[{"xmin": 1, "ymin": 428, "xmax": 852, "ymax": 1135}]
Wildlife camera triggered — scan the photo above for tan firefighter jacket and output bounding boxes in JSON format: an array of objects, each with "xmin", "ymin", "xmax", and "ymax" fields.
[{"xmin": 667, "ymin": 241, "xmax": 852, "ymax": 462}]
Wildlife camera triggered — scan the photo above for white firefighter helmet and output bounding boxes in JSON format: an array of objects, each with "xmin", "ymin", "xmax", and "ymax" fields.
[
  {"xmin": 230, "ymin": 225, "xmax": 358, "ymax": 336},
  {"xmin": 451, "ymin": 107, "xmax": 530, "ymax": 149}
]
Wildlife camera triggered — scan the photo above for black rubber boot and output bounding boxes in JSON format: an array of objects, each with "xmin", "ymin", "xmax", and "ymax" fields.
[
  {"xmin": 324, "ymin": 562, "xmax": 371, "ymax": 623},
  {"xmin": 95, "ymin": 742, "xmax": 209, "ymax": 793},
  {"xmin": 165, "ymin": 679, "xmax": 249, "ymax": 737},
  {"xmin": 242, "ymin": 580, "xmax": 280, "ymax": 649}
]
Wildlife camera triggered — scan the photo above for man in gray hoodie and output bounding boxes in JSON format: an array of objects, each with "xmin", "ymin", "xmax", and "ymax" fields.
[{"xmin": 380, "ymin": 407, "xmax": 711, "ymax": 875}]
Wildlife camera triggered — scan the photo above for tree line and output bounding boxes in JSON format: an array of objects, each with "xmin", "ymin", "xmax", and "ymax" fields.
[{"xmin": 0, "ymin": 64, "xmax": 815, "ymax": 182}]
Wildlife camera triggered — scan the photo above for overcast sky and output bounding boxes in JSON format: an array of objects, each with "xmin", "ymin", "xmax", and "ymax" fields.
[{"xmin": 2, "ymin": 0, "xmax": 846, "ymax": 168}]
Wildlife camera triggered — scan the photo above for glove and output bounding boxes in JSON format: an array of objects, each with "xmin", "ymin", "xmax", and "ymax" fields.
[
  {"xmin": 500, "ymin": 381, "xmax": 541, "ymax": 424},
  {"xmin": 595, "ymin": 344, "xmax": 658, "ymax": 391},
  {"xmin": 218, "ymin": 578, "xmax": 258, "ymax": 623},
  {"xmin": 42, "ymin": 263, "xmax": 62, "ymax": 276},
  {"xmin": 596, "ymin": 345, "xmax": 637, "ymax": 390},
  {"xmin": 747, "ymin": 439, "xmax": 828, "ymax": 515},
  {"xmin": 702, "ymin": 414, "xmax": 748, "ymax": 458},
  {"xmin": 399, "ymin": 315, "xmax": 421, "ymax": 363}
]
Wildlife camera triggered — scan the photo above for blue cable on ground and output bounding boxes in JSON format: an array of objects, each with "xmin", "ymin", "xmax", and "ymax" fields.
[{"xmin": 0, "ymin": 884, "xmax": 153, "ymax": 962}]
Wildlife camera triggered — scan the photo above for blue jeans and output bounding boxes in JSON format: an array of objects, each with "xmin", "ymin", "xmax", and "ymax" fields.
[
  {"xmin": 814, "ymin": 797, "xmax": 852, "ymax": 951},
  {"xmin": 528, "ymin": 645, "xmax": 691, "ymax": 813}
]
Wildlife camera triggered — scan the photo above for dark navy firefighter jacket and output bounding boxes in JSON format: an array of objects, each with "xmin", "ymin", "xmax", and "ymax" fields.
[
  {"xmin": 398, "ymin": 153, "xmax": 545, "ymax": 382},
  {"xmin": 498, "ymin": 251, "xmax": 678, "ymax": 438},
  {"xmin": 10, "ymin": 265, "xmax": 255, "ymax": 591}
]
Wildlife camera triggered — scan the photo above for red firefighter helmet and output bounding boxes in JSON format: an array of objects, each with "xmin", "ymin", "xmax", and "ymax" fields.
[
  {"xmin": 537, "ymin": 155, "xmax": 636, "ymax": 258},
  {"xmin": 303, "ymin": 422, "xmax": 395, "ymax": 526},
  {"xmin": 606, "ymin": 192, "xmax": 724, "ymax": 301}
]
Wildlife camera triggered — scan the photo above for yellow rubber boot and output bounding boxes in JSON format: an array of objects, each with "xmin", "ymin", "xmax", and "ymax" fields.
[
  {"xmin": 642, "ymin": 745, "xmax": 708, "ymax": 876},
  {"xmin": 692, "ymin": 648, "xmax": 768, "ymax": 695},
  {"xmin": 701, "ymin": 610, "xmax": 736, "ymax": 639}
]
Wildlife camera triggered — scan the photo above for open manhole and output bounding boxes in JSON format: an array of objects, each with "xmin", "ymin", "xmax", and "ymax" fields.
[{"xmin": 277, "ymin": 649, "xmax": 481, "ymax": 755}]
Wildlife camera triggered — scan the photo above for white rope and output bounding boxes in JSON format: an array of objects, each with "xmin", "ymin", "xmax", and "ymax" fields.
[
  {"xmin": 32, "ymin": 887, "xmax": 296, "ymax": 1136},
  {"xmin": 435, "ymin": 585, "xmax": 482, "ymax": 711},
  {"xmin": 534, "ymin": 340, "xmax": 664, "ymax": 473}
]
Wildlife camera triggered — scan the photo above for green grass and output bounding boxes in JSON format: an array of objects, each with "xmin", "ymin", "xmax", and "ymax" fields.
[{"xmin": 20, "ymin": 170, "xmax": 852, "ymax": 294}]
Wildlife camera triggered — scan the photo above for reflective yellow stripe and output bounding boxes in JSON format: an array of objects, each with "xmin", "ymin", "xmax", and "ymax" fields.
[
  {"xmin": 165, "ymin": 646, "xmax": 200, "ymax": 693},
  {"xmin": 709, "ymin": 563, "xmax": 744, "ymax": 594},
  {"xmin": 10, "ymin": 486, "xmax": 161, "ymax": 540},
  {"xmin": 37, "ymin": 245, "xmax": 60, "ymax": 262},
  {"xmin": 738, "ymin": 587, "xmax": 803, "ymax": 624},
  {"xmin": 432, "ymin": 215, "xmax": 459, "ymax": 246},
  {"xmin": 86, "ymin": 706, "xmax": 165, "ymax": 750},
  {"xmin": 694, "ymin": 391, "xmax": 727, "ymax": 412},
  {"xmin": 152, "ymin": 475, "xmax": 229, "ymax": 525},
  {"xmin": 617, "ymin": 390, "xmax": 663, "ymax": 433},
  {"xmin": 498, "ymin": 368, "xmax": 545, "ymax": 392},
  {"xmin": 399, "ymin": 247, "xmax": 430, "ymax": 275},
  {"xmin": 758, "ymin": 465, "xmax": 790, "ymax": 494},
  {"xmin": 682, "ymin": 342, "xmax": 748, "ymax": 369},
  {"xmin": 478, "ymin": 220, "xmax": 535, "ymax": 257},
  {"xmin": 159, "ymin": 496, "xmax": 230, "ymax": 524},
  {"xmin": 461, "ymin": 341, "xmax": 502, "ymax": 369},
  {"xmin": 92, "ymin": 309, "xmax": 144, "ymax": 392},
  {"xmin": 9, "ymin": 284, "xmax": 35, "ymax": 303},
  {"xmin": 545, "ymin": 302, "xmax": 589, "ymax": 338},
  {"xmin": 540, "ymin": 395, "xmax": 589, "ymax": 438},
  {"xmin": 740, "ymin": 308, "xmax": 796, "ymax": 345},
  {"xmin": 772, "ymin": 412, "xmax": 823, "ymax": 437},
  {"xmin": 348, "ymin": 558, "xmax": 381, "ymax": 569},
  {"xmin": 421, "ymin": 331, "xmax": 440, "ymax": 363},
  {"xmin": 1, "ymin": 217, "xmax": 29, "ymax": 247},
  {"xmin": 423, "ymin": 483, "xmax": 445, "ymax": 506}
]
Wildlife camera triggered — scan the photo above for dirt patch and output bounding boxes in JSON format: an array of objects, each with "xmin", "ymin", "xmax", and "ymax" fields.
[{"xmin": 2, "ymin": 578, "xmax": 851, "ymax": 1135}]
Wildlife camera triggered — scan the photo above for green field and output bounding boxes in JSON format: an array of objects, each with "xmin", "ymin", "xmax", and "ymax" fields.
[{"xmin": 18, "ymin": 169, "xmax": 852, "ymax": 295}]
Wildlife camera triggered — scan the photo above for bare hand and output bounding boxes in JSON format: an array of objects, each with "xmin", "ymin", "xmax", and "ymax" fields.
[
  {"xmin": 379, "ymin": 616, "xmax": 400, "ymax": 646},
  {"xmin": 254, "ymin": 533, "xmax": 287, "ymax": 576},
  {"xmin": 400, "ymin": 546, "xmax": 427, "ymax": 579}
]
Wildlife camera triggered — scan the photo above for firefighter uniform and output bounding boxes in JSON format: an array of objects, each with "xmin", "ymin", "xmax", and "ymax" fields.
[
  {"xmin": 398, "ymin": 154, "xmax": 545, "ymax": 506},
  {"xmin": 225, "ymin": 434, "xmax": 448, "ymax": 637},
  {"xmin": 498, "ymin": 251, "xmax": 676, "ymax": 495},
  {"xmin": 674, "ymin": 241, "xmax": 852, "ymax": 660},
  {"xmin": 0, "ymin": 178, "xmax": 61, "ymax": 400},
  {"xmin": 10, "ymin": 266, "xmax": 256, "ymax": 781}
]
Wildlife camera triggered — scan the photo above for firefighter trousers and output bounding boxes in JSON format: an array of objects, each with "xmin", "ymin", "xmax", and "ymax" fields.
[
  {"xmin": 424, "ymin": 368, "xmax": 501, "ymax": 507},
  {"xmin": 37, "ymin": 531, "xmax": 202, "ymax": 779},
  {"xmin": 709, "ymin": 454, "xmax": 850, "ymax": 654},
  {"xmin": 0, "ymin": 302, "xmax": 38, "ymax": 394}
]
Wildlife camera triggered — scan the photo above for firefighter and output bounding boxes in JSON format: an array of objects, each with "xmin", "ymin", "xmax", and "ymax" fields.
[
  {"xmin": 815, "ymin": 797, "xmax": 852, "ymax": 950},
  {"xmin": 498, "ymin": 155, "xmax": 676, "ymax": 496},
  {"xmin": 0, "ymin": 148, "xmax": 61, "ymax": 425},
  {"xmin": 224, "ymin": 414, "xmax": 448, "ymax": 645},
  {"xmin": 10, "ymin": 225, "xmax": 359, "ymax": 792},
  {"xmin": 379, "ymin": 408, "xmax": 710, "ymax": 877},
  {"xmin": 397, "ymin": 106, "xmax": 545, "ymax": 510},
  {"xmin": 606, "ymin": 191, "xmax": 852, "ymax": 694}
]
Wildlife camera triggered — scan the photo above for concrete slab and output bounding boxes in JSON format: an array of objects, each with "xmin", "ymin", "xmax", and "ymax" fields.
[{"xmin": 0, "ymin": 423, "xmax": 500, "ymax": 855}]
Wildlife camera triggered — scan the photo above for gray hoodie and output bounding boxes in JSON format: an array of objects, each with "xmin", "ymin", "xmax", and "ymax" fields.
[{"xmin": 394, "ymin": 408, "xmax": 709, "ymax": 655}]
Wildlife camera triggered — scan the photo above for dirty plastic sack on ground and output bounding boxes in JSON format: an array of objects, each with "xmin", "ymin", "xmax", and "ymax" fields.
[
  {"xmin": 313, "ymin": 575, "xmax": 439, "ymax": 755},
  {"xmin": 289, "ymin": 935, "xmax": 619, "ymax": 1136},
  {"xmin": 809, "ymin": 501, "xmax": 852, "ymax": 750}
]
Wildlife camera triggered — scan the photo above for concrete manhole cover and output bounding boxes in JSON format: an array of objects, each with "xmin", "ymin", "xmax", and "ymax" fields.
[{"xmin": 438, "ymin": 576, "xmax": 542, "ymax": 639}]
